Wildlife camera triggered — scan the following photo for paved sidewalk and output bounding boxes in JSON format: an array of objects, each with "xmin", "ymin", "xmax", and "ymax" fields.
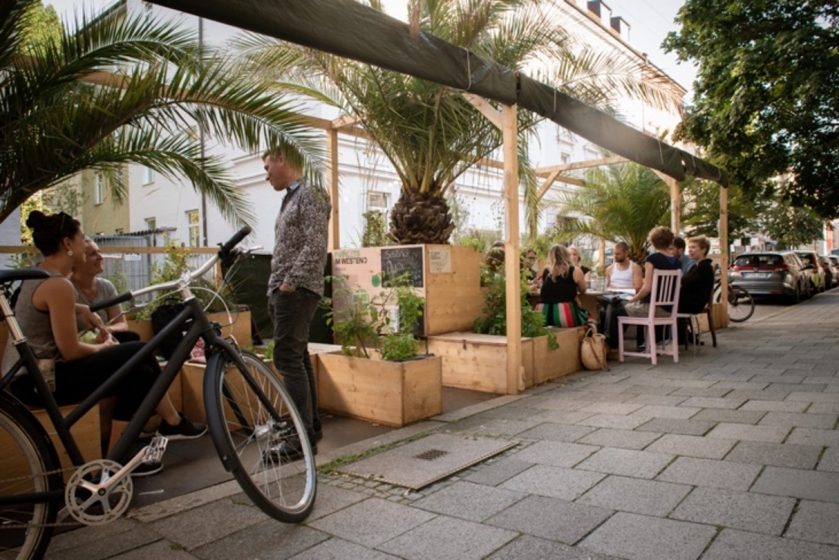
[{"xmin": 47, "ymin": 291, "xmax": 839, "ymax": 560}]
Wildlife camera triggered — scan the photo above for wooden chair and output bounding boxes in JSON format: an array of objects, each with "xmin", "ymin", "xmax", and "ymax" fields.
[
  {"xmin": 618, "ymin": 269, "xmax": 682, "ymax": 365},
  {"xmin": 677, "ymin": 291, "xmax": 717, "ymax": 355}
]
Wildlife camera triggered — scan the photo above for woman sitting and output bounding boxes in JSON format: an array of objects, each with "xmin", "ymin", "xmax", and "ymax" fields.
[
  {"xmin": 536, "ymin": 244, "xmax": 588, "ymax": 327},
  {"xmin": 679, "ymin": 236, "xmax": 715, "ymax": 314},
  {"xmin": 3, "ymin": 211, "xmax": 205, "ymax": 476}
]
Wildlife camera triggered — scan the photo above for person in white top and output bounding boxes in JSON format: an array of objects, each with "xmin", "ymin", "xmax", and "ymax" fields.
[{"xmin": 606, "ymin": 242, "xmax": 642, "ymax": 292}]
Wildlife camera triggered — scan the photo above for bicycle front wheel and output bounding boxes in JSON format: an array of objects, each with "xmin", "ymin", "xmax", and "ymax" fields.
[
  {"xmin": 727, "ymin": 286, "xmax": 755, "ymax": 322},
  {"xmin": 0, "ymin": 392, "xmax": 61, "ymax": 560},
  {"xmin": 205, "ymin": 350, "xmax": 316, "ymax": 523}
]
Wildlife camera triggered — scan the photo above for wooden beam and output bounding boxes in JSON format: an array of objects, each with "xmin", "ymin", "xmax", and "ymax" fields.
[
  {"xmin": 670, "ymin": 178, "xmax": 682, "ymax": 234},
  {"xmin": 534, "ymin": 155, "xmax": 628, "ymax": 175},
  {"xmin": 719, "ymin": 186, "xmax": 729, "ymax": 325},
  {"xmin": 330, "ymin": 114, "xmax": 360, "ymax": 129},
  {"xmin": 502, "ymin": 104, "xmax": 522, "ymax": 396},
  {"xmin": 463, "ymin": 93, "xmax": 503, "ymax": 130},
  {"xmin": 536, "ymin": 169, "xmax": 562, "ymax": 202},
  {"xmin": 326, "ymin": 129, "xmax": 341, "ymax": 250}
]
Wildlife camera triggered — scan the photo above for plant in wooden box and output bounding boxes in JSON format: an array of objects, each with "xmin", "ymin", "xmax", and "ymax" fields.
[
  {"xmin": 318, "ymin": 276, "xmax": 442, "ymax": 427},
  {"xmin": 473, "ymin": 274, "xmax": 558, "ymax": 350}
]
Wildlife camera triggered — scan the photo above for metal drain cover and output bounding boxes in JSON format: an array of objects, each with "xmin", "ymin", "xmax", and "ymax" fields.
[{"xmin": 338, "ymin": 433, "xmax": 515, "ymax": 489}]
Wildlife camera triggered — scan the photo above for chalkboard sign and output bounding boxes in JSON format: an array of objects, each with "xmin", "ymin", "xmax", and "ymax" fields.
[{"xmin": 381, "ymin": 246, "xmax": 424, "ymax": 288}]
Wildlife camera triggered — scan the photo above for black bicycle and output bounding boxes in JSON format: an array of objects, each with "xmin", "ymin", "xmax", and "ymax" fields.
[
  {"xmin": 713, "ymin": 280, "xmax": 755, "ymax": 323},
  {"xmin": 0, "ymin": 227, "xmax": 316, "ymax": 560}
]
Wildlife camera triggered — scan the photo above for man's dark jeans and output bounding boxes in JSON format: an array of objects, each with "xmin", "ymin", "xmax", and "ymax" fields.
[{"xmin": 270, "ymin": 288, "xmax": 322, "ymax": 438}]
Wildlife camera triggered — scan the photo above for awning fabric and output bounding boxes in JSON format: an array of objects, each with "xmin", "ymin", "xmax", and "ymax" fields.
[{"xmin": 151, "ymin": 0, "xmax": 727, "ymax": 185}]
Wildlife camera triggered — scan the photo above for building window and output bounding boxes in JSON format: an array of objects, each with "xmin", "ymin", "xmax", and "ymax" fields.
[
  {"xmin": 367, "ymin": 191, "xmax": 388, "ymax": 210},
  {"xmin": 143, "ymin": 167, "xmax": 155, "ymax": 185},
  {"xmin": 560, "ymin": 153, "xmax": 570, "ymax": 165},
  {"xmin": 186, "ymin": 210, "xmax": 200, "ymax": 247},
  {"xmin": 94, "ymin": 174, "xmax": 105, "ymax": 205},
  {"xmin": 145, "ymin": 217, "xmax": 156, "ymax": 231}
]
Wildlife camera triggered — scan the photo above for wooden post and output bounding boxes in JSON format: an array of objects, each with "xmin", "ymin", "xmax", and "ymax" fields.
[
  {"xmin": 326, "ymin": 129, "xmax": 340, "ymax": 250},
  {"xmin": 719, "ymin": 185, "xmax": 729, "ymax": 324},
  {"xmin": 599, "ymin": 238, "xmax": 606, "ymax": 270},
  {"xmin": 669, "ymin": 177, "xmax": 681, "ymax": 234},
  {"xmin": 502, "ymin": 104, "xmax": 522, "ymax": 395}
]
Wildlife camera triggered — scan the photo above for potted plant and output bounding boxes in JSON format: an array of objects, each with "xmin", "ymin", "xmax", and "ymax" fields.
[{"xmin": 317, "ymin": 275, "xmax": 443, "ymax": 427}]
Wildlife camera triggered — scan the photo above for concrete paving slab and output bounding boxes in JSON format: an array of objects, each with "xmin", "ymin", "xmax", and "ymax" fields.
[
  {"xmin": 669, "ymin": 487, "xmax": 794, "ymax": 535},
  {"xmin": 309, "ymin": 498, "xmax": 435, "ymax": 547},
  {"xmin": 578, "ymin": 428, "xmax": 662, "ymax": 450},
  {"xmin": 411, "ymin": 480, "xmax": 525, "ymax": 521},
  {"xmin": 378, "ymin": 515, "xmax": 517, "ymax": 560},
  {"xmin": 451, "ymin": 416, "xmax": 543, "ymax": 438},
  {"xmin": 706, "ymin": 422, "xmax": 790, "ymax": 443},
  {"xmin": 288, "ymin": 538, "xmax": 401, "ymax": 560},
  {"xmin": 701, "ymin": 529, "xmax": 839, "ymax": 560},
  {"xmin": 670, "ymin": 387, "xmax": 732, "ymax": 398},
  {"xmin": 576, "ymin": 448, "xmax": 674, "ymax": 479},
  {"xmin": 306, "ymin": 484, "xmax": 369, "ymax": 521},
  {"xmin": 740, "ymin": 400, "xmax": 809, "ymax": 412},
  {"xmin": 513, "ymin": 422, "xmax": 596, "ymax": 442},
  {"xmin": 580, "ymin": 402, "xmax": 645, "ymax": 415},
  {"xmin": 725, "ymin": 441, "xmax": 822, "ymax": 469},
  {"xmin": 786, "ymin": 427, "xmax": 839, "ymax": 447},
  {"xmin": 533, "ymin": 410, "xmax": 597, "ymax": 425},
  {"xmin": 100, "ymin": 540, "xmax": 199, "ymax": 560},
  {"xmin": 693, "ymin": 408, "xmax": 767, "ymax": 424},
  {"xmin": 759, "ymin": 411, "xmax": 837, "ymax": 429},
  {"xmin": 579, "ymin": 512, "xmax": 716, "ymax": 560},
  {"xmin": 579, "ymin": 413, "xmax": 649, "ymax": 430},
  {"xmin": 512, "ymin": 440, "xmax": 600, "ymax": 468},
  {"xmin": 623, "ymin": 394, "xmax": 688, "ymax": 406},
  {"xmin": 485, "ymin": 495, "xmax": 613, "ymax": 545},
  {"xmin": 645, "ymin": 434, "xmax": 737, "ymax": 459},
  {"xmin": 618, "ymin": 384, "xmax": 680, "ymax": 396},
  {"xmin": 785, "ymin": 500, "xmax": 839, "ymax": 545},
  {"xmin": 631, "ymin": 405, "xmax": 701, "ymax": 420},
  {"xmin": 192, "ymin": 521, "xmax": 329, "ymax": 560},
  {"xmin": 45, "ymin": 524, "xmax": 161, "ymax": 560},
  {"xmin": 46, "ymin": 519, "xmax": 140, "ymax": 555},
  {"xmin": 809, "ymin": 403, "xmax": 839, "ymax": 414},
  {"xmin": 464, "ymin": 457, "xmax": 534, "ymax": 486},
  {"xmin": 786, "ymin": 392, "xmax": 839, "ymax": 404},
  {"xmin": 817, "ymin": 446, "xmax": 839, "ymax": 471},
  {"xmin": 577, "ymin": 475, "xmax": 691, "ymax": 516},
  {"xmin": 657, "ymin": 457, "xmax": 761, "ymax": 491},
  {"xmin": 681, "ymin": 397, "xmax": 746, "ymax": 409},
  {"xmin": 500, "ymin": 465, "xmax": 605, "ymax": 500},
  {"xmin": 635, "ymin": 417, "xmax": 716, "ymax": 436},
  {"xmin": 724, "ymin": 389, "xmax": 790, "ymax": 402},
  {"xmin": 487, "ymin": 535, "xmax": 621, "ymax": 560},
  {"xmin": 751, "ymin": 467, "xmax": 839, "ymax": 503},
  {"xmin": 149, "ymin": 498, "xmax": 266, "ymax": 550}
]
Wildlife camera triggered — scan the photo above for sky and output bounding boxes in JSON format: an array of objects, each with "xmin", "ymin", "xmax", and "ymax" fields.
[{"xmin": 45, "ymin": 0, "xmax": 698, "ymax": 96}]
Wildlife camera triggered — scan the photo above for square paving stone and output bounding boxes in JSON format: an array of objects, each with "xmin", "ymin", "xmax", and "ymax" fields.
[
  {"xmin": 488, "ymin": 535, "xmax": 621, "ymax": 560},
  {"xmin": 486, "ymin": 495, "xmax": 613, "ymax": 545},
  {"xmin": 681, "ymin": 397, "xmax": 746, "ymax": 409},
  {"xmin": 149, "ymin": 498, "xmax": 267, "ymax": 550},
  {"xmin": 693, "ymin": 408, "xmax": 767, "ymax": 424},
  {"xmin": 786, "ymin": 392, "xmax": 839, "ymax": 404},
  {"xmin": 289, "ymin": 538, "xmax": 401, "ymax": 560},
  {"xmin": 631, "ymin": 405, "xmax": 700, "ymax": 420},
  {"xmin": 751, "ymin": 467, "xmax": 839, "ymax": 503},
  {"xmin": 636, "ymin": 417, "xmax": 716, "ymax": 436},
  {"xmin": 706, "ymin": 423, "xmax": 789, "ymax": 443},
  {"xmin": 669, "ymin": 487, "xmax": 794, "ymax": 535},
  {"xmin": 192, "ymin": 521, "xmax": 329, "ymax": 560},
  {"xmin": 786, "ymin": 427, "xmax": 839, "ymax": 447},
  {"xmin": 701, "ymin": 529, "xmax": 839, "ymax": 560},
  {"xmin": 785, "ymin": 500, "xmax": 839, "ymax": 545},
  {"xmin": 100, "ymin": 541, "xmax": 199, "ymax": 560},
  {"xmin": 579, "ymin": 413, "xmax": 650, "ymax": 430},
  {"xmin": 725, "ymin": 441, "xmax": 822, "ymax": 469},
  {"xmin": 579, "ymin": 512, "xmax": 716, "ymax": 560},
  {"xmin": 307, "ymin": 484, "xmax": 369, "ymax": 521},
  {"xmin": 758, "ymin": 411, "xmax": 837, "ymax": 429},
  {"xmin": 535, "ymin": 410, "xmax": 597, "ymax": 425},
  {"xmin": 412, "ymin": 481, "xmax": 525, "ymax": 521},
  {"xmin": 645, "ymin": 434, "xmax": 736, "ymax": 459},
  {"xmin": 500, "ymin": 465, "xmax": 605, "ymax": 500},
  {"xmin": 817, "ymin": 446, "xmax": 839, "ymax": 472},
  {"xmin": 309, "ymin": 498, "xmax": 435, "ymax": 547},
  {"xmin": 624, "ymin": 394, "xmax": 688, "ymax": 406},
  {"xmin": 465, "ymin": 457, "xmax": 534, "ymax": 485},
  {"xmin": 740, "ymin": 400, "xmax": 809, "ymax": 412},
  {"xmin": 378, "ymin": 515, "xmax": 517, "ymax": 560},
  {"xmin": 577, "ymin": 448, "xmax": 674, "ymax": 479},
  {"xmin": 577, "ymin": 475, "xmax": 691, "ymax": 516},
  {"xmin": 513, "ymin": 441, "xmax": 600, "ymax": 468},
  {"xmin": 657, "ymin": 457, "xmax": 761, "ymax": 491},
  {"xmin": 516, "ymin": 422, "xmax": 597, "ymax": 442},
  {"xmin": 580, "ymin": 402, "xmax": 645, "ymax": 415},
  {"xmin": 578, "ymin": 428, "xmax": 661, "ymax": 450}
]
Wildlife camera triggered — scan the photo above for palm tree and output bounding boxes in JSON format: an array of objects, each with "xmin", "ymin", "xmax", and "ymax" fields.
[
  {"xmin": 0, "ymin": 0, "xmax": 323, "ymax": 225},
  {"xmin": 554, "ymin": 163, "xmax": 671, "ymax": 262},
  {"xmin": 237, "ymin": 0, "xmax": 681, "ymax": 244}
]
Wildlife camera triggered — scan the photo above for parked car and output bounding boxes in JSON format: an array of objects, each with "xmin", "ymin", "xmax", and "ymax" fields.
[
  {"xmin": 729, "ymin": 251, "xmax": 809, "ymax": 302},
  {"xmin": 823, "ymin": 255, "xmax": 839, "ymax": 288},
  {"xmin": 795, "ymin": 251, "xmax": 826, "ymax": 293}
]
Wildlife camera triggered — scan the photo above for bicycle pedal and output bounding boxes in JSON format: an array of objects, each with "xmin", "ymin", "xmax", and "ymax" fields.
[{"xmin": 144, "ymin": 435, "xmax": 169, "ymax": 463}]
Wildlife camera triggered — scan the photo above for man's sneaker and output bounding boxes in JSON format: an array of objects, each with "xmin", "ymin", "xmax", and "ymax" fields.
[
  {"xmin": 131, "ymin": 460, "xmax": 164, "ymax": 478},
  {"xmin": 158, "ymin": 413, "xmax": 208, "ymax": 441}
]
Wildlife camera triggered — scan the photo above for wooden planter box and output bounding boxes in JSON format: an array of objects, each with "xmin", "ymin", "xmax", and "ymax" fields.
[
  {"xmin": 533, "ymin": 327, "xmax": 585, "ymax": 385},
  {"xmin": 127, "ymin": 309, "xmax": 252, "ymax": 346},
  {"xmin": 331, "ymin": 245, "xmax": 483, "ymax": 336},
  {"xmin": 426, "ymin": 332, "xmax": 536, "ymax": 394},
  {"xmin": 316, "ymin": 352, "xmax": 442, "ymax": 427}
]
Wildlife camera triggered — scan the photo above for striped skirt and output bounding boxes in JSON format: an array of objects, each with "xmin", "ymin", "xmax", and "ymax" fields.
[{"xmin": 537, "ymin": 301, "xmax": 589, "ymax": 328}]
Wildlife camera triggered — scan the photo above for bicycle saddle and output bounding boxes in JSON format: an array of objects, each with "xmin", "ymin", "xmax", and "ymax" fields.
[{"xmin": 0, "ymin": 268, "xmax": 50, "ymax": 284}]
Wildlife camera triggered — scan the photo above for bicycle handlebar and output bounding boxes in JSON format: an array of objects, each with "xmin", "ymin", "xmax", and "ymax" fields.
[{"xmin": 90, "ymin": 226, "xmax": 252, "ymax": 312}]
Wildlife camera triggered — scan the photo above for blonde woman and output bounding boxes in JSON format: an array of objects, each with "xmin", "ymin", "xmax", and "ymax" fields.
[{"xmin": 536, "ymin": 244, "xmax": 589, "ymax": 327}]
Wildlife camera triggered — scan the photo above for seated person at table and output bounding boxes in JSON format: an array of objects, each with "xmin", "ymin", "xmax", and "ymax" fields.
[
  {"xmin": 673, "ymin": 236, "xmax": 695, "ymax": 275},
  {"xmin": 679, "ymin": 236, "xmax": 714, "ymax": 314},
  {"xmin": 625, "ymin": 226, "xmax": 681, "ymax": 349},
  {"xmin": 536, "ymin": 244, "xmax": 588, "ymax": 327},
  {"xmin": 72, "ymin": 238, "xmax": 140, "ymax": 343},
  {"xmin": 605, "ymin": 242, "xmax": 642, "ymax": 292},
  {"xmin": 567, "ymin": 245, "xmax": 591, "ymax": 280}
]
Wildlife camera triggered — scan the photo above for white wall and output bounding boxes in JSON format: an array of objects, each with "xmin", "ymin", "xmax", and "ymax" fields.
[{"xmin": 0, "ymin": 209, "xmax": 20, "ymax": 268}]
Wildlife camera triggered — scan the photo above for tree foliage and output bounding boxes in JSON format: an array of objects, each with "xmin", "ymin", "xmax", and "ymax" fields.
[
  {"xmin": 664, "ymin": 0, "xmax": 839, "ymax": 219},
  {"xmin": 757, "ymin": 194, "xmax": 824, "ymax": 249},
  {"xmin": 680, "ymin": 179, "xmax": 764, "ymax": 240}
]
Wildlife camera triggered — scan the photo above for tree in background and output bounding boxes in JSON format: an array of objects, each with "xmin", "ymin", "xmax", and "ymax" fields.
[
  {"xmin": 552, "ymin": 163, "xmax": 670, "ymax": 263},
  {"xmin": 1, "ymin": 0, "xmax": 322, "ymax": 225},
  {"xmin": 664, "ymin": 1, "xmax": 839, "ymax": 219},
  {"xmin": 758, "ymin": 195, "xmax": 824, "ymax": 250},
  {"xmin": 680, "ymin": 178, "xmax": 765, "ymax": 241}
]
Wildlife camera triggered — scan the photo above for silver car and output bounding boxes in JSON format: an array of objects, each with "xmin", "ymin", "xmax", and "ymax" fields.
[{"xmin": 729, "ymin": 252, "xmax": 808, "ymax": 302}]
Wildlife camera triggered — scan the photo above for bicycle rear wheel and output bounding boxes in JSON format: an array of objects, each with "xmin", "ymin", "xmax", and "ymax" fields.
[
  {"xmin": 205, "ymin": 350, "xmax": 316, "ymax": 523},
  {"xmin": 0, "ymin": 392, "xmax": 61, "ymax": 560},
  {"xmin": 727, "ymin": 286, "xmax": 755, "ymax": 322}
]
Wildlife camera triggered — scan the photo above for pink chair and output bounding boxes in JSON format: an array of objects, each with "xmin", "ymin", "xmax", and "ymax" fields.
[{"xmin": 618, "ymin": 269, "xmax": 682, "ymax": 365}]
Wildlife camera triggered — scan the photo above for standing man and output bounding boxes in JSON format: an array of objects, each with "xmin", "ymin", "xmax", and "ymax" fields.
[{"xmin": 264, "ymin": 148, "xmax": 330, "ymax": 458}]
